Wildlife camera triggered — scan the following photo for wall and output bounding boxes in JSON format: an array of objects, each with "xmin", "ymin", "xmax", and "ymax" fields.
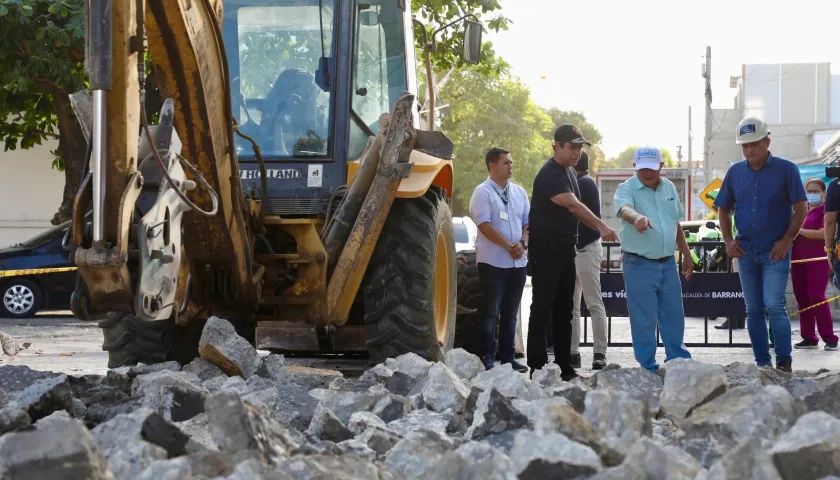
[
  {"xmin": 0, "ymin": 140, "xmax": 65, "ymax": 248},
  {"xmin": 709, "ymin": 106, "xmax": 840, "ymax": 176},
  {"xmin": 743, "ymin": 63, "xmax": 833, "ymax": 125}
]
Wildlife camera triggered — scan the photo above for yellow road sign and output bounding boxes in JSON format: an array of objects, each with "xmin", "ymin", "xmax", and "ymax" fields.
[{"xmin": 700, "ymin": 178, "xmax": 723, "ymax": 211}]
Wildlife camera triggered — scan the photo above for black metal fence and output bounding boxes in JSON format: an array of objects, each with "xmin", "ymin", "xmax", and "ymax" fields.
[{"xmin": 578, "ymin": 241, "xmax": 757, "ymax": 348}]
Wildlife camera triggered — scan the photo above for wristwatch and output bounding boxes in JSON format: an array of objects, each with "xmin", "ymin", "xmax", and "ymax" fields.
[{"xmin": 519, "ymin": 240, "xmax": 528, "ymax": 250}]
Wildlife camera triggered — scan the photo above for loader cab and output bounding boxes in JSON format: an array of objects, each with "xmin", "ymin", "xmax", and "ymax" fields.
[{"xmin": 221, "ymin": 0, "xmax": 417, "ymax": 216}]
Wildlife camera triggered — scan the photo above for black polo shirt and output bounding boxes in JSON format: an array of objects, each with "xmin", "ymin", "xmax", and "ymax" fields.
[{"xmin": 529, "ymin": 157, "xmax": 581, "ymax": 245}]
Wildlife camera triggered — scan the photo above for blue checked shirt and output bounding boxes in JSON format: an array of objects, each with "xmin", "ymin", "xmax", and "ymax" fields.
[{"xmin": 469, "ymin": 178, "xmax": 530, "ymax": 268}]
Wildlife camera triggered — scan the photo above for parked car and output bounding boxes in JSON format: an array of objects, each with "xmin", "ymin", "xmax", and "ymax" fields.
[
  {"xmin": 453, "ymin": 216, "xmax": 477, "ymax": 253},
  {"xmin": 0, "ymin": 220, "xmax": 77, "ymax": 318}
]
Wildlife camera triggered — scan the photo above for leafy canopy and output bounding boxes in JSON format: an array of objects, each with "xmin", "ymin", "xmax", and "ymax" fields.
[
  {"xmin": 438, "ymin": 69, "xmax": 553, "ymax": 216},
  {"xmin": 411, "ymin": 0, "xmax": 511, "ymax": 79},
  {"xmin": 602, "ymin": 145, "xmax": 678, "ymax": 170},
  {"xmin": 542, "ymin": 107, "xmax": 605, "ymax": 173},
  {"xmin": 0, "ymin": 0, "xmax": 86, "ymax": 168}
]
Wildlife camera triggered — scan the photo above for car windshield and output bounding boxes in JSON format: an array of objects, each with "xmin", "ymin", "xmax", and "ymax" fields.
[
  {"xmin": 454, "ymin": 223, "xmax": 469, "ymax": 244},
  {"xmin": 226, "ymin": 0, "xmax": 335, "ymax": 160}
]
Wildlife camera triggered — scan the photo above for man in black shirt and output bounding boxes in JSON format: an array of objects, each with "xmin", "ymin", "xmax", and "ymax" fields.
[{"xmin": 528, "ymin": 125, "xmax": 619, "ymax": 380}]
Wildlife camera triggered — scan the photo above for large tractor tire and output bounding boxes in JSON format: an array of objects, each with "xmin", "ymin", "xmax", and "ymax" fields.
[
  {"xmin": 363, "ymin": 185, "xmax": 458, "ymax": 365},
  {"xmin": 453, "ymin": 249, "xmax": 526, "ymax": 359},
  {"xmin": 98, "ymin": 313, "xmax": 171, "ymax": 368},
  {"xmin": 454, "ymin": 250, "xmax": 483, "ymax": 355},
  {"xmin": 98, "ymin": 313, "xmax": 253, "ymax": 368}
]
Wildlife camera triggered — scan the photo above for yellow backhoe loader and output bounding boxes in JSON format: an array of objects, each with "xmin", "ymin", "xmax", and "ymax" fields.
[{"xmin": 69, "ymin": 0, "xmax": 485, "ymax": 368}]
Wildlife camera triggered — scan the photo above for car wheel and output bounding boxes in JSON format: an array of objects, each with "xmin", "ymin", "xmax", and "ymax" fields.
[{"xmin": 1, "ymin": 279, "xmax": 42, "ymax": 318}]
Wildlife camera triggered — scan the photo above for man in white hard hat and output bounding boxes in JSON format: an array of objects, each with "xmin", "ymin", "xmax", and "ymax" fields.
[{"xmin": 714, "ymin": 116, "xmax": 808, "ymax": 373}]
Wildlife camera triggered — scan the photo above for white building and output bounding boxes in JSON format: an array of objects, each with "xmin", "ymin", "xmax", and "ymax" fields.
[
  {"xmin": 0, "ymin": 139, "xmax": 66, "ymax": 248},
  {"xmin": 707, "ymin": 62, "xmax": 840, "ymax": 179}
]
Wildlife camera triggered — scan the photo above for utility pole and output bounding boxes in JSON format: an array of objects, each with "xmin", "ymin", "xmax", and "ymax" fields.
[
  {"xmin": 688, "ymin": 106, "xmax": 693, "ymax": 176},
  {"xmin": 676, "ymin": 145, "xmax": 683, "ymax": 166},
  {"xmin": 702, "ymin": 46, "xmax": 712, "ymax": 187}
]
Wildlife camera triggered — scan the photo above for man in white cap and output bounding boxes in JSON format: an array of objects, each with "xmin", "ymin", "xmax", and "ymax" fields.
[
  {"xmin": 613, "ymin": 146, "xmax": 694, "ymax": 373},
  {"xmin": 715, "ymin": 116, "xmax": 807, "ymax": 372}
]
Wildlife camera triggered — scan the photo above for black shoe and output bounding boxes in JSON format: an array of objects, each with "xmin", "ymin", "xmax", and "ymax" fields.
[
  {"xmin": 570, "ymin": 354, "xmax": 582, "ymax": 369},
  {"xmin": 481, "ymin": 355, "xmax": 494, "ymax": 370},
  {"xmin": 561, "ymin": 370, "xmax": 581, "ymax": 382},
  {"xmin": 592, "ymin": 353, "xmax": 607, "ymax": 370},
  {"xmin": 503, "ymin": 360, "xmax": 528, "ymax": 373},
  {"xmin": 826, "ymin": 341, "xmax": 839, "ymax": 351},
  {"xmin": 794, "ymin": 340, "xmax": 819, "ymax": 349}
]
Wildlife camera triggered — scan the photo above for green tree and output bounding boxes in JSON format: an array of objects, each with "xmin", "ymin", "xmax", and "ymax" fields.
[
  {"xmin": 0, "ymin": 0, "xmax": 87, "ymax": 225},
  {"xmin": 411, "ymin": 0, "xmax": 510, "ymax": 78},
  {"xmin": 608, "ymin": 145, "xmax": 678, "ymax": 169},
  {"xmin": 541, "ymin": 108, "xmax": 605, "ymax": 173},
  {"xmin": 438, "ymin": 69, "xmax": 553, "ymax": 216}
]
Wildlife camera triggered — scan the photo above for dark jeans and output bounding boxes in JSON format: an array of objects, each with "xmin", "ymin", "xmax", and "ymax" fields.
[
  {"xmin": 527, "ymin": 239, "xmax": 577, "ymax": 375},
  {"xmin": 478, "ymin": 263, "xmax": 527, "ymax": 362}
]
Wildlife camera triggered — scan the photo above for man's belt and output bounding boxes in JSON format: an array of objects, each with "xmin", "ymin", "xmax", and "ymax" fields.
[{"xmin": 622, "ymin": 251, "xmax": 671, "ymax": 263}]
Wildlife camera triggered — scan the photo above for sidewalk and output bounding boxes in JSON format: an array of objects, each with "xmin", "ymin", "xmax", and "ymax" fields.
[{"xmin": 518, "ymin": 282, "xmax": 840, "ymax": 373}]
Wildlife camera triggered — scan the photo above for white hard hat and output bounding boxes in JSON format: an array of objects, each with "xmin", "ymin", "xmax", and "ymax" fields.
[{"xmin": 735, "ymin": 116, "xmax": 770, "ymax": 145}]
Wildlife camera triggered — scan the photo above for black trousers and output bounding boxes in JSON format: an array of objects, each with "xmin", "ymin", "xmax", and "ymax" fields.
[{"xmin": 527, "ymin": 239, "xmax": 577, "ymax": 375}]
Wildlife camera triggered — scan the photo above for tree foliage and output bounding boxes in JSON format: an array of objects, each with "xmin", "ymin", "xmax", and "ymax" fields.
[
  {"xmin": 438, "ymin": 69, "xmax": 553, "ymax": 216},
  {"xmin": 0, "ymin": 0, "xmax": 85, "ymax": 159},
  {"xmin": 541, "ymin": 107, "xmax": 605, "ymax": 173},
  {"xmin": 411, "ymin": 0, "xmax": 510, "ymax": 79},
  {"xmin": 603, "ymin": 145, "xmax": 678, "ymax": 170},
  {"xmin": 0, "ymin": 0, "xmax": 88, "ymax": 224}
]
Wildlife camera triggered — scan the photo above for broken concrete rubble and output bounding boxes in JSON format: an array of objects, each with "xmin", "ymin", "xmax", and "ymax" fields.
[{"xmin": 2, "ymin": 317, "xmax": 840, "ymax": 479}]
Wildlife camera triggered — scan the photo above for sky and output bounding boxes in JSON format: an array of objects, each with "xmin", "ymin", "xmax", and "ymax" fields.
[{"xmin": 484, "ymin": 0, "xmax": 840, "ymax": 160}]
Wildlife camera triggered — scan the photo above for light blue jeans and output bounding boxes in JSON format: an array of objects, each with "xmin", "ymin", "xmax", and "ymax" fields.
[
  {"xmin": 622, "ymin": 254, "xmax": 692, "ymax": 372},
  {"xmin": 737, "ymin": 247, "xmax": 792, "ymax": 366}
]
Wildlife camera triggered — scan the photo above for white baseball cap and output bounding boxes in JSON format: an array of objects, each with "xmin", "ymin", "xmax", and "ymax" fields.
[{"xmin": 633, "ymin": 146, "xmax": 663, "ymax": 171}]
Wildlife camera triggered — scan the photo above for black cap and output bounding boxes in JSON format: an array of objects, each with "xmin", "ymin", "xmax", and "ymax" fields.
[{"xmin": 554, "ymin": 124, "xmax": 592, "ymax": 146}]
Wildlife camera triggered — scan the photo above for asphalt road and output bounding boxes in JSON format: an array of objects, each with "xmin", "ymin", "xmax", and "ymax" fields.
[{"xmin": 3, "ymin": 280, "xmax": 840, "ymax": 377}]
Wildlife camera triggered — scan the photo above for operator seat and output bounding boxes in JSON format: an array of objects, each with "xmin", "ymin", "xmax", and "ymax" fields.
[{"xmin": 259, "ymin": 68, "xmax": 322, "ymax": 156}]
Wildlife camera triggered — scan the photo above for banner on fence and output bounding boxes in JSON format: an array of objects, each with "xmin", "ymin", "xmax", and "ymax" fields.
[{"xmin": 581, "ymin": 272, "xmax": 746, "ymax": 318}]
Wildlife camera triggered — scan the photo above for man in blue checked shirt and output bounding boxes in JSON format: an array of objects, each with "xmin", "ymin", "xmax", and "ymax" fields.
[
  {"xmin": 716, "ymin": 116, "xmax": 807, "ymax": 373},
  {"xmin": 614, "ymin": 145, "xmax": 694, "ymax": 373},
  {"xmin": 469, "ymin": 147, "xmax": 530, "ymax": 373}
]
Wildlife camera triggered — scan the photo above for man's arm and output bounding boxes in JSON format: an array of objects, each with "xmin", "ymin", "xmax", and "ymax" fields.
[
  {"xmin": 782, "ymin": 164, "xmax": 808, "ymax": 242},
  {"xmin": 551, "ymin": 193, "xmax": 607, "ymax": 232},
  {"xmin": 521, "ymin": 188, "xmax": 530, "ymax": 245},
  {"xmin": 676, "ymin": 221, "xmax": 691, "ymax": 256},
  {"xmin": 781, "ymin": 202, "xmax": 808, "ymax": 243},
  {"xmin": 614, "ymin": 181, "xmax": 653, "ymax": 232},
  {"xmin": 719, "ymin": 207, "xmax": 735, "ymax": 243},
  {"xmin": 715, "ymin": 170, "xmax": 736, "ymax": 243}
]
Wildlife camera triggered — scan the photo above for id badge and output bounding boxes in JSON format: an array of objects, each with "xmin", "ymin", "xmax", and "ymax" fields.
[{"xmin": 500, "ymin": 211, "xmax": 510, "ymax": 221}]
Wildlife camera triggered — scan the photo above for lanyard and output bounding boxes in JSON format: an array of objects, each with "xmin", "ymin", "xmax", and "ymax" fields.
[{"xmin": 493, "ymin": 184, "xmax": 509, "ymax": 206}]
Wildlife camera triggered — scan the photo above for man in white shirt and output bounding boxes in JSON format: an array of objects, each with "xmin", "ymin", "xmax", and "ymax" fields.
[{"xmin": 469, "ymin": 147, "xmax": 530, "ymax": 372}]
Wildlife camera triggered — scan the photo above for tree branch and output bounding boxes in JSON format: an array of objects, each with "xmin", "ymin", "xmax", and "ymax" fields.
[{"xmin": 33, "ymin": 130, "xmax": 60, "ymax": 139}]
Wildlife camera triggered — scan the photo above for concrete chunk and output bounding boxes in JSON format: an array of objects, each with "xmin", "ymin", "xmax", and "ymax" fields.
[
  {"xmin": 198, "ymin": 316, "xmax": 260, "ymax": 378},
  {"xmin": 0, "ymin": 414, "xmax": 115, "ymax": 479}
]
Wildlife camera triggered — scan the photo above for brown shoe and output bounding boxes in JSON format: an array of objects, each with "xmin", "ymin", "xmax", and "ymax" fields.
[{"xmin": 776, "ymin": 359, "xmax": 792, "ymax": 373}]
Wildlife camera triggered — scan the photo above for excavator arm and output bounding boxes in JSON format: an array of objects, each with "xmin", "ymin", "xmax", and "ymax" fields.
[{"xmin": 72, "ymin": 0, "xmax": 258, "ymax": 321}]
